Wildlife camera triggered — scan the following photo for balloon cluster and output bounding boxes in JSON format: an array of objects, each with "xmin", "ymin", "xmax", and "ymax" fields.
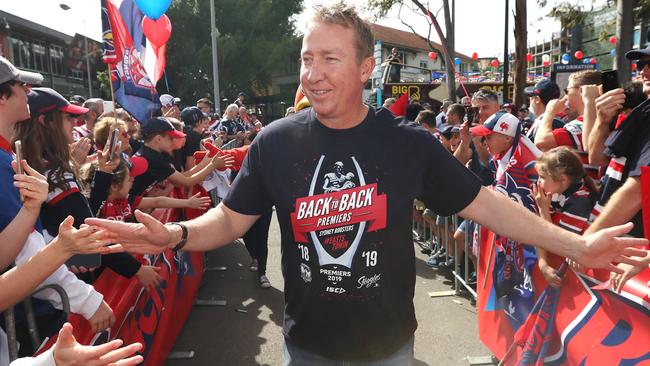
[{"xmin": 136, "ymin": 0, "xmax": 173, "ymax": 48}]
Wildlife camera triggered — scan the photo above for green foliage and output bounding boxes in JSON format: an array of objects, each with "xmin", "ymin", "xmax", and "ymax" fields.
[
  {"xmin": 367, "ymin": 0, "xmax": 398, "ymax": 18},
  {"xmin": 164, "ymin": 0, "xmax": 303, "ymax": 104},
  {"xmin": 96, "ymin": 70, "xmax": 110, "ymax": 97},
  {"xmin": 547, "ymin": 1, "xmax": 586, "ymax": 29}
]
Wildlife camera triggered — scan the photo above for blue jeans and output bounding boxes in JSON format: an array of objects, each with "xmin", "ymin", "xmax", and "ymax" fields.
[{"xmin": 283, "ymin": 337, "xmax": 414, "ymax": 366}]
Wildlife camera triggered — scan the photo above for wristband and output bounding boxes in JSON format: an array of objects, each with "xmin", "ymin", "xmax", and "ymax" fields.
[{"xmin": 167, "ymin": 222, "xmax": 188, "ymax": 251}]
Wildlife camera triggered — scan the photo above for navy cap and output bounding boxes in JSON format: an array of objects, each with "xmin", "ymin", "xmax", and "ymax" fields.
[
  {"xmin": 180, "ymin": 106, "xmax": 208, "ymax": 125},
  {"xmin": 625, "ymin": 44, "xmax": 650, "ymax": 60},
  {"xmin": 141, "ymin": 117, "xmax": 186, "ymax": 139},
  {"xmin": 28, "ymin": 87, "xmax": 88, "ymax": 117},
  {"xmin": 440, "ymin": 125, "xmax": 460, "ymax": 139},
  {"xmin": 524, "ymin": 79, "xmax": 560, "ymax": 104}
]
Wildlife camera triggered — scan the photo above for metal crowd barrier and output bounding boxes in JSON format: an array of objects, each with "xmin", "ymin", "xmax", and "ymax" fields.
[
  {"xmin": 5, "ymin": 284, "xmax": 70, "ymax": 362},
  {"xmin": 414, "ymin": 204, "xmax": 479, "ymax": 301}
]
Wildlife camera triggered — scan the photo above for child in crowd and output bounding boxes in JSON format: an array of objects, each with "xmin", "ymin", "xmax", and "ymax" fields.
[
  {"xmin": 130, "ymin": 117, "xmax": 233, "ymax": 197},
  {"xmin": 533, "ymin": 146, "xmax": 598, "ymax": 287},
  {"xmin": 80, "ymin": 157, "xmax": 210, "ymax": 291}
]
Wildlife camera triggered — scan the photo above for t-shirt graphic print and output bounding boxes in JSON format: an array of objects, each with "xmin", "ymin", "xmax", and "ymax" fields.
[{"xmin": 290, "ymin": 155, "xmax": 387, "ymax": 295}]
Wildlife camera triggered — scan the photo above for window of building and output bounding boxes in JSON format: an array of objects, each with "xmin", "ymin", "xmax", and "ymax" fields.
[
  {"xmin": 50, "ymin": 45, "xmax": 64, "ymax": 76},
  {"xmin": 70, "ymin": 69, "xmax": 83, "ymax": 79},
  {"xmin": 419, "ymin": 60, "xmax": 428, "ymax": 69},
  {"xmin": 32, "ymin": 41, "xmax": 47, "ymax": 72},
  {"xmin": 9, "ymin": 37, "xmax": 33, "ymax": 70}
]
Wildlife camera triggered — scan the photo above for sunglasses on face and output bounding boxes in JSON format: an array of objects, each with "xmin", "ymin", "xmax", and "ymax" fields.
[{"xmin": 636, "ymin": 59, "xmax": 650, "ymax": 71}]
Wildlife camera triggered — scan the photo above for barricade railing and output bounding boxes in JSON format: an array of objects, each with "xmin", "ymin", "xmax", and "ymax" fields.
[
  {"xmin": 5, "ymin": 284, "xmax": 69, "ymax": 362},
  {"xmin": 414, "ymin": 204, "xmax": 478, "ymax": 301}
]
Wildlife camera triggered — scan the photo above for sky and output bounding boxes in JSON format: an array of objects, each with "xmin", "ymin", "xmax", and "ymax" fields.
[{"xmin": 0, "ymin": 0, "xmax": 609, "ymax": 59}]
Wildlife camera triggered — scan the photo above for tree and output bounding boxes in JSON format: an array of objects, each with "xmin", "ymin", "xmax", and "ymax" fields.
[
  {"xmin": 369, "ymin": 0, "xmax": 457, "ymax": 101},
  {"xmin": 513, "ymin": 0, "xmax": 527, "ymax": 107},
  {"xmin": 164, "ymin": 0, "xmax": 302, "ymax": 105}
]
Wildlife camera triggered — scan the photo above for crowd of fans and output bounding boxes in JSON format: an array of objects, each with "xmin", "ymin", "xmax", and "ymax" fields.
[
  {"xmin": 410, "ymin": 66, "xmax": 650, "ymax": 292},
  {"xmin": 0, "ymin": 51, "xmax": 275, "ymax": 364}
]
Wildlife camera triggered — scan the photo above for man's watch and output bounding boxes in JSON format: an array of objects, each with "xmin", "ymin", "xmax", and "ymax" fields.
[{"xmin": 167, "ymin": 222, "xmax": 188, "ymax": 251}]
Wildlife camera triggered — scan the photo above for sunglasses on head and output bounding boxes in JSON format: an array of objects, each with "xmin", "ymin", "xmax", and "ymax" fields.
[{"xmin": 636, "ymin": 59, "xmax": 650, "ymax": 71}]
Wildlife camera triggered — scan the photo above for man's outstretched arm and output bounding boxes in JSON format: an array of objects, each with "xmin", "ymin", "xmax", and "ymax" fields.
[
  {"xmin": 458, "ymin": 186, "xmax": 647, "ymax": 272},
  {"xmin": 86, "ymin": 203, "xmax": 260, "ymax": 254}
]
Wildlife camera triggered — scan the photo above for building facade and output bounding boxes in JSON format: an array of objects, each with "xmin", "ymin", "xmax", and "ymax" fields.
[{"xmin": 0, "ymin": 10, "xmax": 102, "ymax": 99}]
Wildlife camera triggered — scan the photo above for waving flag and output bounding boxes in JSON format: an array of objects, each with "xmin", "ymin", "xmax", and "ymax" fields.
[{"xmin": 102, "ymin": 0, "xmax": 162, "ymax": 123}]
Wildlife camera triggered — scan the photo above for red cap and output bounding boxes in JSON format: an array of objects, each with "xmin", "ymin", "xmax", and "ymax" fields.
[{"xmin": 128, "ymin": 156, "xmax": 149, "ymax": 177}]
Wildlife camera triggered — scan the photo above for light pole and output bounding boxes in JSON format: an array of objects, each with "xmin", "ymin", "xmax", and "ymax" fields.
[
  {"xmin": 60, "ymin": 3, "xmax": 93, "ymax": 98},
  {"xmin": 209, "ymin": 0, "xmax": 221, "ymax": 115}
]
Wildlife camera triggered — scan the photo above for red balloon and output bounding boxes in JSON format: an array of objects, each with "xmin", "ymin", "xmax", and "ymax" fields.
[
  {"xmin": 142, "ymin": 14, "xmax": 172, "ymax": 48},
  {"xmin": 632, "ymin": 62, "xmax": 638, "ymax": 71},
  {"xmin": 543, "ymin": 60, "xmax": 550, "ymax": 66},
  {"xmin": 472, "ymin": 52, "xmax": 479, "ymax": 60},
  {"xmin": 526, "ymin": 53, "xmax": 533, "ymax": 62},
  {"xmin": 428, "ymin": 52, "xmax": 437, "ymax": 60},
  {"xmin": 574, "ymin": 50, "xmax": 583, "ymax": 60},
  {"xmin": 490, "ymin": 59, "xmax": 499, "ymax": 67},
  {"xmin": 609, "ymin": 36, "xmax": 617, "ymax": 44},
  {"xmin": 589, "ymin": 57, "xmax": 597, "ymax": 64}
]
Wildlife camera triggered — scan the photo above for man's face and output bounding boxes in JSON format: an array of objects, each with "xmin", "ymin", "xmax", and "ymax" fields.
[
  {"xmin": 446, "ymin": 111, "xmax": 460, "ymax": 125},
  {"xmin": 565, "ymin": 81, "xmax": 583, "ymax": 119},
  {"xmin": 473, "ymin": 99, "xmax": 499, "ymax": 123},
  {"xmin": 640, "ymin": 56, "xmax": 650, "ymax": 96},
  {"xmin": 485, "ymin": 132, "xmax": 513, "ymax": 155},
  {"xmin": 5, "ymin": 82, "xmax": 31, "ymax": 122},
  {"xmin": 197, "ymin": 102, "xmax": 212, "ymax": 115},
  {"xmin": 300, "ymin": 22, "xmax": 374, "ymax": 124},
  {"xmin": 156, "ymin": 134, "xmax": 175, "ymax": 154}
]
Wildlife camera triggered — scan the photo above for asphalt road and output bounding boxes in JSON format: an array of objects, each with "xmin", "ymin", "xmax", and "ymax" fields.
[{"xmin": 165, "ymin": 212, "xmax": 491, "ymax": 365}]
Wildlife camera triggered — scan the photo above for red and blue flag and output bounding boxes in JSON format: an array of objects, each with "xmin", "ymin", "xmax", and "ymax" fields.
[{"xmin": 101, "ymin": 0, "xmax": 162, "ymax": 123}]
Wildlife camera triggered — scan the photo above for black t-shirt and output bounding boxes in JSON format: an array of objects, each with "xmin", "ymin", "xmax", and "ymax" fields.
[
  {"xmin": 130, "ymin": 145, "xmax": 176, "ymax": 197},
  {"xmin": 223, "ymin": 107, "xmax": 481, "ymax": 361},
  {"xmin": 183, "ymin": 129, "xmax": 202, "ymax": 159}
]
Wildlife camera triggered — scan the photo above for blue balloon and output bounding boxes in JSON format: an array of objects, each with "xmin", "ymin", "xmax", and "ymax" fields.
[
  {"xmin": 582, "ymin": 58, "xmax": 590, "ymax": 64},
  {"xmin": 135, "ymin": 0, "xmax": 172, "ymax": 20},
  {"xmin": 610, "ymin": 48, "xmax": 616, "ymax": 56},
  {"xmin": 561, "ymin": 53, "xmax": 570, "ymax": 62},
  {"xmin": 454, "ymin": 57, "xmax": 461, "ymax": 65}
]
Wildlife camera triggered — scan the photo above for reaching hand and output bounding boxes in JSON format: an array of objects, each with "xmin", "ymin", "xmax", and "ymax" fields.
[
  {"xmin": 55, "ymin": 216, "xmax": 120, "ymax": 256},
  {"xmin": 12, "ymin": 159, "xmax": 48, "ymax": 211},
  {"xmin": 186, "ymin": 193, "xmax": 212, "ymax": 210},
  {"xmin": 87, "ymin": 301, "xmax": 115, "ymax": 334},
  {"xmin": 135, "ymin": 265, "xmax": 162, "ymax": 292},
  {"xmin": 579, "ymin": 222, "xmax": 648, "ymax": 272},
  {"xmin": 85, "ymin": 210, "xmax": 172, "ymax": 255},
  {"xmin": 609, "ymin": 251, "xmax": 650, "ymax": 292},
  {"xmin": 211, "ymin": 152, "xmax": 235, "ymax": 170},
  {"xmin": 52, "ymin": 322, "xmax": 143, "ymax": 366},
  {"xmin": 70, "ymin": 138, "xmax": 92, "ymax": 166}
]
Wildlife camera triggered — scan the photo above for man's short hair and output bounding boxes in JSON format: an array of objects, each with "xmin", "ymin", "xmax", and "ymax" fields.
[
  {"xmin": 472, "ymin": 89, "xmax": 499, "ymax": 104},
  {"xmin": 196, "ymin": 97, "xmax": 213, "ymax": 106},
  {"xmin": 415, "ymin": 110, "xmax": 436, "ymax": 127},
  {"xmin": 568, "ymin": 70, "xmax": 602, "ymax": 87},
  {"xmin": 447, "ymin": 103, "xmax": 465, "ymax": 120},
  {"xmin": 308, "ymin": 1, "xmax": 373, "ymax": 62},
  {"xmin": 441, "ymin": 99, "xmax": 453, "ymax": 111},
  {"xmin": 83, "ymin": 98, "xmax": 104, "ymax": 114}
]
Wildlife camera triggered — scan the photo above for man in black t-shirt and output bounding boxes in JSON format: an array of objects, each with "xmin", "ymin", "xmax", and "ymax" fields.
[{"xmin": 88, "ymin": 4, "xmax": 648, "ymax": 364}]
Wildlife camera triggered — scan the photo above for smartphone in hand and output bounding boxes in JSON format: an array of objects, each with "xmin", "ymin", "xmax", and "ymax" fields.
[
  {"xmin": 108, "ymin": 129, "xmax": 119, "ymax": 162},
  {"xmin": 602, "ymin": 70, "xmax": 620, "ymax": 93}
]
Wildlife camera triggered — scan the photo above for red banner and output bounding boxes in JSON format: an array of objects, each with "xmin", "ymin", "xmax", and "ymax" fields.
[
  {"xmin": 290, "ymin": 183, "xmax": 387, "ymax": 243},
  {"xmin": 478, "ymin": 230, "xmax": 650, "ymax": 365}
]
